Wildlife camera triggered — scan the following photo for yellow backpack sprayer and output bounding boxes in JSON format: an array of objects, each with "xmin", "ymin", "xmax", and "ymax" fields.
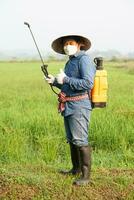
[{"xmin": 91, "ymin": 57, "xmax": 108, "ymax": 108}]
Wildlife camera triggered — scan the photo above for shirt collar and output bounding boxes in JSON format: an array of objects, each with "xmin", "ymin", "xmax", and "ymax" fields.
[{"xmin": 69, "ymin": 50, "xmax": 85, "ymax": 59}]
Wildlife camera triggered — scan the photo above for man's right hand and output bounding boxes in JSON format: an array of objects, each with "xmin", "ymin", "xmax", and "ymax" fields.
[{"xmin": 45, "ymin": 74, "xmax": 55, "ymax": 84}]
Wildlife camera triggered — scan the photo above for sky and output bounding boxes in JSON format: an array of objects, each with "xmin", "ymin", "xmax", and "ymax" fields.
[{"xmin": 0, "ymin": 0, "xmax": 134, "ymax": 54}]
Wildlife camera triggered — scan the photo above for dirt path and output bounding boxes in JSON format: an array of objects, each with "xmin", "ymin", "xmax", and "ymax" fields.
[{"xmin": 0, "ymin": 166, "xmax": 134, "ymax": 200}]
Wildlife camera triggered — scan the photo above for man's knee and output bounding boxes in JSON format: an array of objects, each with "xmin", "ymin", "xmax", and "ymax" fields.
[{"xmin": 71, "ymin": 139, "xmax": 89, "ymax": 147}]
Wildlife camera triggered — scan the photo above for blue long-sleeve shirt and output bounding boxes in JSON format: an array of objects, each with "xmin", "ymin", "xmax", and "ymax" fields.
[{"xmin": 53, "ymin": 50, "xmax": 96, "ymax": 116}]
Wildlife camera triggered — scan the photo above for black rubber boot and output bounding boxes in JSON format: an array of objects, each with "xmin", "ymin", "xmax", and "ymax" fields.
[
  {"xmin": 73, "ymin": 145, "xmax": 91, "ymax": 185},
  {"xmin": 60, "ymin": 143, "xmax": 81, "ymax": 175}
]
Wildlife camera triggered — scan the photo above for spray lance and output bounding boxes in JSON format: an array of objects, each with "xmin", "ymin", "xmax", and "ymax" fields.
[{"xmin": 24, "ymin": 22, "xmax": 58, "ymax": 95}]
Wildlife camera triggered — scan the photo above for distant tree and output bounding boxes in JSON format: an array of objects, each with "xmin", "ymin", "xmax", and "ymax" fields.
[
  {"xmin": 47, "ymin": 55, "xmax": 57, "ymax": 62},
  {"xmin": 110, "ymin": 56, "xmax": 118, "ymax": 62}
]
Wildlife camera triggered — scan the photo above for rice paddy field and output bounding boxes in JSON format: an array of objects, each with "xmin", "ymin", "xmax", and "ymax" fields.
[{"xmin": 0, "ymin": 60, "xmax": 134, "ymax": 199}]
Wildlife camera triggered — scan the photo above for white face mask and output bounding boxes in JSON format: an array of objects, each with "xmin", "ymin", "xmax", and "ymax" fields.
[{"xmin": 63, "ymin": 45, "xmax": 78, "ymax": 56}]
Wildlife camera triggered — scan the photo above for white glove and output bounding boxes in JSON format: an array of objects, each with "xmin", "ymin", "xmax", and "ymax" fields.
[
  {"xmin": 56, "ymin": 69, "xmax": 66, "ymax": 84},
  {"xmin": 45, "ymin": 74, "xmax": 55, "ymax": 84}
]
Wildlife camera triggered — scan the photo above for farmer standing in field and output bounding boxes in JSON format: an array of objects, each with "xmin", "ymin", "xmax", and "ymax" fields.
[{"xmin": 45, "ymin": 35, "xmax": 96, "ymax": 185}]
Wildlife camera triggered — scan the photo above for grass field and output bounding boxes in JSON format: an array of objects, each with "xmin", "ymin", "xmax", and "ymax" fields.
[{"xmin": 0, "ymin": 60, "xmax": 134, "ymax": 199}]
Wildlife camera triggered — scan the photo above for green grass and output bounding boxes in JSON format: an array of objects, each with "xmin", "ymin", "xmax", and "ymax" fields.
[
  {"xmin": 0, "ymin": 61, "xmax": 133, "ymax": 166},
  {"xmin": 0, "ymin": 60, "xmax": 134, "ymax": 199}
]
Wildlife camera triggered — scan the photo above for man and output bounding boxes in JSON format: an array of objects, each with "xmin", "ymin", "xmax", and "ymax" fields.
[{"xmin": 46, "ymin": 35, "xmax": 96, "ymax": 186}]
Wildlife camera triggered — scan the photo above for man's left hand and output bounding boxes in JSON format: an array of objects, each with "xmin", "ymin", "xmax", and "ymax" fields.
[{"xmin": 56, "ymin": 69, "xmax": 66, "ymax": 84}]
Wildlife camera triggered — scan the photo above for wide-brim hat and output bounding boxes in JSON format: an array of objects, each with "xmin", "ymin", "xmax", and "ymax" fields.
[{"xmin": 51, "ymin": 35, "xmax": 91, "ymax": 54}]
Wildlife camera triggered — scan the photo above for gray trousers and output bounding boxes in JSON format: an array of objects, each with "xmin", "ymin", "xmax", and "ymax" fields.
[{"xmin": 64, "ymin": 109, "xmax": 91, "ymax": 147}]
